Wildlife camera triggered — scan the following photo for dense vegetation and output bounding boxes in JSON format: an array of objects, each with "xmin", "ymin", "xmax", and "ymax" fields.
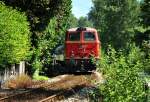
[
  {"xmin": 89, "ymin": 0, "xmax": 140, "ymax": 49},
  {"xmin": 88, "ymin": 0, "xmax": 150, "ymax": 101},
  {"xmin": 140, "ymin": 0, "xmax": 150, "ymax": 74},
  {"xmin": 98, "ymin": 45, "xmax": 146, "ymax": 102},
  {"xmin": 0, "ymin": 0, "xmax": 72, "ymax": 78},
  {"xmin": 1, "ymin": 0, "xmax": 72, "ymax": 46},
  {"xmin": 0, "ymin": 2, "xmax": 30, "ymax": 70}
]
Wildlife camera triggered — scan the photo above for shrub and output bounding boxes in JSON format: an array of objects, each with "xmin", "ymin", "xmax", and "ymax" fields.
[
  {"xmin": 0, "ymin": 2, "xmax": 31, "ymax": 69},
  {"xmin": 142, "ymin": 41, "xmax": 150, "ymax": 74},
  {"xmin": 98, "ymin": 45, "xmax": 146, "ymax": 102},
  {"xmin": 31, "ymin": 18, "xmax": 58, "ymax": 79}
]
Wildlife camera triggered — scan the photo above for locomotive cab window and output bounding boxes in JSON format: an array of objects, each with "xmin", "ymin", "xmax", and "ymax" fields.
[
  {"xmin": 84, "ymin": 32, "xmax": 95, "ymax": 41},
  {"xmin": 68, "ymin": 32, "xmax": 80, "ymax": 41}
]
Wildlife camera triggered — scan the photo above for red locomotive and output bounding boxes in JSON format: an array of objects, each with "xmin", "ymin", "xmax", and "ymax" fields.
[{"xmin": 64, "ymin": 27, "xmax": 101, "ymax": 71}]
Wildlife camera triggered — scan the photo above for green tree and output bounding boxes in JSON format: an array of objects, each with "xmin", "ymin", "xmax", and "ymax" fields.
[
  {"xmin": 134, "ymin": 0, "xmax": 150, "ymax": 74},
  {"xmin": 2, "ymin": 0, "xmax": 72, "ymax": 47},
  {"xmin": 134, "ymin": 0, "xmax": 150, "ymax": 47},
  {"xmin": 67, "ymin": 14, "xmax": 78, "ymax": 28},
  {"xmin": 0, "ymin": 2, "xmax": 30, "ymax": 69},
  {"xmin": 2, "ymin": 0, "xmax": 72, "ymax": 75},
  {"xmin": 55, "ymin": 0, "xmax": 72, "ymax": 44},
  {"xmin": 141, "ymin": 0, "xmax": 150, "ymax": 28},
  {"xmin": 140, "ymin": 0, "xmax": 150, "ymax": 45},
  {"xmin": 88, "ymin": 0, "xmax": 106, "ymax": 31},
  {"xmin": 78, "ymin": 16, "xmax": 93, "ymax": 27},
  {"xmin": 89, "ymin": 0, "xmax": 140, "ymax": 49}
]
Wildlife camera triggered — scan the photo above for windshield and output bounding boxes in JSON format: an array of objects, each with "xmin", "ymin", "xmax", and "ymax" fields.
[
  {"xmin": 68, "ymin": 32, "xmax": 80, "ymax": 41},
  {"xmin": 84, "ymin": 32, "xmax": 95, "ymax": 41}
]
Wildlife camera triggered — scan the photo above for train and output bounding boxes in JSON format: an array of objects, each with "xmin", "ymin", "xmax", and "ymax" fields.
[{"xmin": 53, "ymin": 27, "xmax": 101, "ymax": 72}]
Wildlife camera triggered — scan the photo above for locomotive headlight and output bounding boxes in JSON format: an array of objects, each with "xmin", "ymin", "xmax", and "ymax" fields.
[
  {"xmin": 83, "ymin": 48, "xmax": 85, "ymax": 52},
  {"xmin": 91, "ymin": 51, "xmax": 94, "ymax": 55},
  {"xmin": 71, "ymin": 51, "xmax": 74, "ymax": 57},
  {"xmin": 71, "ymin": 50, "xmax": 74, "ymax": 54}
]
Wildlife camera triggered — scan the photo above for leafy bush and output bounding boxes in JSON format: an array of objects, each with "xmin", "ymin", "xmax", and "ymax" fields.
[
  {"xmin": 31, "ymin": 18, "xmax": 59, "ymax": 79},
  {"xmin": 0, "ymin": 2, "xmax": 31, "ymax": 69},
  {"xmin": 143, "ymin": 57, "xmax": 150, "ymax": 74},
  {"xmin": 142, "ymin": 41, "xmax": 150, "ymax": 74},
  {"xmin": 98, "ymin": 45, "xmax": 146, "ymax": 102}
]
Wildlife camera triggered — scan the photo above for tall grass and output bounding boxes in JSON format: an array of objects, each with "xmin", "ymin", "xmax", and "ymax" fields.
[{"xmin": 5, "ymin": 74, "xmax": 32, "ymax": 89}]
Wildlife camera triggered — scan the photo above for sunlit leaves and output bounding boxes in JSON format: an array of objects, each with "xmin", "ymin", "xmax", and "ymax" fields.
[
  {"xmin": 0, "ymin": 2, "xmax": 30, "ymax": 68},
  {"xmin": 99, "ymin": 45, "xmax": 146, "ymax": 102},
  {"xmin": 89, "ymin": 0, "xmax": 140, "ymax": 49}
]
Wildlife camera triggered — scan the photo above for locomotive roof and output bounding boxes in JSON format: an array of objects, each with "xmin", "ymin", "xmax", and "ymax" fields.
[{"xmin": 67, "ymin": 27, "xmax": 97, "ymax": 32}]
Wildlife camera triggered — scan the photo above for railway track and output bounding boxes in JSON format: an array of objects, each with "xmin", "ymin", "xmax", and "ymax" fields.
[
  {"xmin": 39, "ymin": 91, "xmax": 65, "ymax": 102},
  {"xmin": 0, "ymin": 74, "xmax": 90, "ymax": 102},
  {"xmin": 0, "ymin": 85, "xmax": 84, "ymax": 102},
  {"xmin": 39, "ymin": 87, "xmax": 83, "ymax": 102}
]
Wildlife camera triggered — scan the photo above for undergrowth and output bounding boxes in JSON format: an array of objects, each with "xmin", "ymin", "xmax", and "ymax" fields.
[{"xmin": 96, "ymin": 45, "xmax": 147, "ymax": 102}]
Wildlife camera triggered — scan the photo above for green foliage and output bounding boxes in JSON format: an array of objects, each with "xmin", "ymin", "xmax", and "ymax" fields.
[
  {"xmin": 28, "ymin": 0, "xmax": 71, "ymax": 76},
  {"xmin": 54, "ymin": 0, "xmax": 72, "ymax": 45},
  {"xmin": 2, "ymin": 0, "xmax": 72, "ymax": 46},
  {"xmin": 140, "ymin": 0, "xmax": 150, "ymax": 27},
  {"xmin": 29, "ymin": 0, "xmax": 71, "ymax": 73},
  {"xmin": 39, "ymin": 18, "xmax": 59, "ymax": 67},
  {"xmin": 67, "ymin": 14, "xmax": 78, "ymax": 28},
  {"xmin": 31, "ymin": 18, "xmax": 60, "ymax": 76},
  {"xmin": 133, "ymin": 0, "xmax": 150, "ymax": 74},
  {"xmin": 33, "ymin": 69, "xmax": 49, "ymax": 81},
  {"xmin": 98, "ymin": 45, "xmax": 146, "ymax": 102},
  {"xmin": 32, "ymin": 49, "xmax": 43, "ymax": 71},
  {"xmin": 142, "ymin": 41, "xmax": 150, "ymax": 74},
  {"xmin": 67, "ymin": 15, "xmax": 93, "ymax": 28},
  {"xmin": 78, "ymin": 16, "xmax": 93, "ymax": 27},
  {"xmin": 88, "ymin": 0, "xmax": 106, "ymax": 32},
  {"xmin": 0, "ymin": 2, "xmax": 30, "ymax": 69},
  {"xmin": 89, "ymin": 0, "xmax": 140, "ymax": 49},
  {"xmin": 134, "ymin": 0, "xmax": 150, "ymax": 49},
  {"xmin": 2, "ymin": 0, "xmax": 72, "ymax": 75}
]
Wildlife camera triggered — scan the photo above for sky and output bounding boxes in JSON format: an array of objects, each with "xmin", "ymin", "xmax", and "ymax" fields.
[
  {"xmin": 72, "ymin": 0, "xmax": 141, "ymax": 19},
  {"xmin": 72, "ymin": 0, "xmax": 93, "ymax": 19}
]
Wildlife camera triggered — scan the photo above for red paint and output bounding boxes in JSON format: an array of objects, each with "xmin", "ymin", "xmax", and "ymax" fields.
[{"xmin": 65, "ymin": 28, "xmax": 101, "ymax": 62}]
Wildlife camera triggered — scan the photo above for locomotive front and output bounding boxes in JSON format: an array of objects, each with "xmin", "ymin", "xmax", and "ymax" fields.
[{"xmin": 65, "ymin": 27, "xmax": 100, "ymax": 71}]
